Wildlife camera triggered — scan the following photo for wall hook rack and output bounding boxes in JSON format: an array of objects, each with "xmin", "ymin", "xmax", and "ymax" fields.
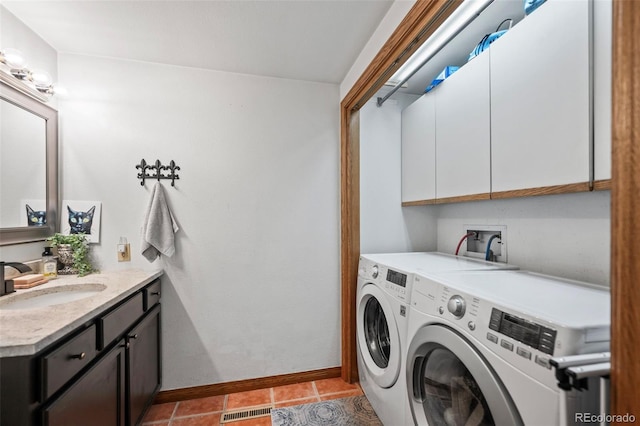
[{"xmin": 136, "ymin": 159, "xmax": 180, "ymax": 186}]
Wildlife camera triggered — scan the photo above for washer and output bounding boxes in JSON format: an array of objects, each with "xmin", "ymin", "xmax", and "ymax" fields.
[
  {"xmin": 406, "ymin": 270, "xmax": 610, "ymax": 426},
  {"xmin": 357, "ymin": 252, "xmax": 518, "ymax": 426}
]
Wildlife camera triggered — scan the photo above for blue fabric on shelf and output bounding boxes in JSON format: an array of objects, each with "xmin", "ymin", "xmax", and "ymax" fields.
[
  {"xmin": 425, "ymin": 66, "xmax": 460, "ymax": 93},
  {"xmin": 524, "ymin": 0, "xmax": 547, "ymax": 15}
]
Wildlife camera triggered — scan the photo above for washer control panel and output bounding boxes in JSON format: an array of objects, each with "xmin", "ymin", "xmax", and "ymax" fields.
[
  {"xmin": 438, "ymin": 286, "xmax": 479, "ymax": 320},
  {"xmin": 424, "ymin": 278, "xmax": 560, "ymax": 379},
  {"xmin": 489, "ymin": 308, "xmax": 557, "ymax": 355},
  {"xmin": 447, "ymin": 295, "xmax": 466, "ymax": 318},
  {"xmin": 410, "ymin": 273, "xmax": 609, "ymax": 390}
]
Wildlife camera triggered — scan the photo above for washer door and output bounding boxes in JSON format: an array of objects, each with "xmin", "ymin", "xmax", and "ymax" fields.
[
  {"xmin": 357, "ymin": 283, "xmax": 401, "ymax": 388},
  {"xmin": 407, "ymin": 325, "xmax": 523, "ymax": 426}
]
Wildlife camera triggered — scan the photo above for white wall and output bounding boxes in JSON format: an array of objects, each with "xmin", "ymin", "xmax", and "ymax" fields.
[
  {"xmin": 360, "ymin": 93, "xmax": 438, "ymax": 253},
  {"xmin": 340, "ymin": 0, "xmax": 416, "ymax": 100},
  {"xmin": 57, "ymin": 53, "xmax": 340, "ymax": 389},
  {"xmin": 435, "ymin": 191, "xmax": 611, "ymax": 286}
]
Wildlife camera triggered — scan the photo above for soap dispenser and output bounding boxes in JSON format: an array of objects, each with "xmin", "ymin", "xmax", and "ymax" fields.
[{"xmin": 42, "ymin": 246, "xmax": 57, "ymax": 279}]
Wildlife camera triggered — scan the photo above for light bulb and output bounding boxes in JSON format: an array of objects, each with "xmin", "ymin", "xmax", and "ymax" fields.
[
  {"xmin": 1, "ymin": 48, "xmax": 27, "ymax": 69},
  {"xmin": 31, "ymin": 69, "xmax": 53, "ymax": 88}
]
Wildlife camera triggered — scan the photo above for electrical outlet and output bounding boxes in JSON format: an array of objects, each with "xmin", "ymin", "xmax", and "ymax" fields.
[
  {"xmin": 462, "ymin": 225, "xmax": 507, "ymax": 262},
  {"xmin": 117, "ymin": 243, "xmax": 131, "ymax": 262}
]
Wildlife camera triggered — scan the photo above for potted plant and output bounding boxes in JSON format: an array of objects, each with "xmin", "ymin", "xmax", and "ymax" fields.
[{"xmin": 47, "ymin": 233, "xmax": 96, "ymax": 276}]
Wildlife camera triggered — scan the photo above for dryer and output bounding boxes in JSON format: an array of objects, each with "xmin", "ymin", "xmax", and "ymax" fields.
[
  {"xmin": 356, "ymin": 252, "xmax": 518, "ymax": 426},
  {"xmin": 406, "ymin": 270, "xmax": 610, "ymax": 426}
]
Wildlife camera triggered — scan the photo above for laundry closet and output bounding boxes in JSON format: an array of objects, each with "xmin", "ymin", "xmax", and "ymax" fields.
[
  {"xmin": 359, "ymin": 0, "xmax": 612, "ymax": 285},
  {"xmin": 354, "ymin": 0, "xmax": 614, "ymax": 424}
]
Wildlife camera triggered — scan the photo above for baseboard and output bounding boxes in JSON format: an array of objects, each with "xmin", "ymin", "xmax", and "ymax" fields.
[{"xmin": 154, "ymin": 366, "xmax": 342, "ymax": 404}]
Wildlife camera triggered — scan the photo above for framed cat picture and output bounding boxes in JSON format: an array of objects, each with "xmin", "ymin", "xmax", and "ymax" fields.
[
  {"xmin": 21, "ymin": 199, "xmax": 47, "ymax": 227},
  {"xmin": 60, "ymin": 200, "xmax": 102, "ymax": 243}
]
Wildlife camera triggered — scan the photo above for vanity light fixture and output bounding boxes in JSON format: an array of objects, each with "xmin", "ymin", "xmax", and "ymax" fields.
[
  {"xmin": 31, "ymin": 70, "xmax": 54, "ymax": 92},
  {"xmin": 0, "ymin": 47, "xmax": 56, "ymax": 100},
  {"xmin": 378, "ymin": 0, "xmax": 494, "ymax": 106},
  {"xmin": 0, "ymin": 47, "xmax": 26, "ymax": 69}
]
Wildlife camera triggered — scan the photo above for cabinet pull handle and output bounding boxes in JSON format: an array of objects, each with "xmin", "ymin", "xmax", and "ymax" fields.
[
  {"xmin": 70, "ymin": 352, "xmax": 86, "ymax": 360},
  {"xmin": 151, "ymin": 291, "xmax": 160, "ymax": 296},
  {"xmin": 129, "ymin": 334, "xmax": 138, "ymax": 340}
]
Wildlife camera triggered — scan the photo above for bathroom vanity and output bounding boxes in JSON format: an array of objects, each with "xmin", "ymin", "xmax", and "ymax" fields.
[{"xmin": 0, "ymin": 270, "xmax": 163, "ymax": 426}]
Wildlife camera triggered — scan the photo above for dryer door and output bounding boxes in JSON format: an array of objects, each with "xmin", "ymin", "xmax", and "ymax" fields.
[
  {"xmin": 357, "ymin": 283, "xmax": 401, "ymax": 388},
  {"xmin": 407, "ymin": 325, "xmax": 523, "ymax": 426}
]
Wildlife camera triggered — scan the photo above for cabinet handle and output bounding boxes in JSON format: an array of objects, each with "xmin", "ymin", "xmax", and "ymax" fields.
[
  {"xmin": 70, "ymin": 352, "xmax": 86, "ymax": 360},
  {"xmin": 151, "ymin": 291, "xmax": 160, "ymax": 296},
  {"xmin": 128, "ymin": 334, "xmax": 138, "ymax": 340}
]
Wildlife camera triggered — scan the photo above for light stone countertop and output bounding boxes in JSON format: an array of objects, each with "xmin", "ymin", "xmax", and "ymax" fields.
[{"xmin": 0, "ymin": 269, "xmax": 163, "ymax": 358}]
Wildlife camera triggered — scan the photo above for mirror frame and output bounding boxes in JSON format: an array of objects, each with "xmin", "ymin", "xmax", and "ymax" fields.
[{"xmin": 0, "ymin": 80, "xmax": 58, "ymax": 245}]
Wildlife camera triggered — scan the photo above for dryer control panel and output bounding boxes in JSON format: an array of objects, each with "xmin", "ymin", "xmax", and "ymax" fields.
[
  {"xmin": 358, "ymin": 257, "xmax": 411, "ymax": 303},
  {"xmin": 383, "ymin": 268, "xmax": 409, "ymax": 302},
  {"xmin": 386, "ymin": 269, "xmax": 407, "ymax": 288}
]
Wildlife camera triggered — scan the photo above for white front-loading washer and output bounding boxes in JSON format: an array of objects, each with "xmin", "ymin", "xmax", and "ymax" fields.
[
  {"xmin": 356, "ymin": 253, "xmax": 518, "ymax": 426},
  {"xmin": 406, "ymin": 270, "xmax": 610, "ymax": 426}
]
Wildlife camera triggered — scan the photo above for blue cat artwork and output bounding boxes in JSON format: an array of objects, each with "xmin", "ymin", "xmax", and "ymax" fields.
[
  {"xmin": 26, "ymin": 204, "xmax": 46, "ymax": 226},
  {"xmin": 68, "ymin": 205, "xmax": 96, "ymax": 234}
]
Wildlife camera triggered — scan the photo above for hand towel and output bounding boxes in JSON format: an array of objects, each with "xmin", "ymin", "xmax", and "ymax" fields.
[{"xmin": 141, "ymin": 182, "xmax": 179, "ymax": 262}]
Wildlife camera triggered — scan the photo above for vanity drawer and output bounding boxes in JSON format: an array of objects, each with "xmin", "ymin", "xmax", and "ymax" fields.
[
  {"xmin": 143, "ymin": 279, "xmax": 161, "ymax": 311},
  {"xmin": 41, "ymin": 324, "xmax": 97, "ymax": 400},
  {"xmin": 98, "ymin": 292, "xmax": 144, "ymax": 350}
]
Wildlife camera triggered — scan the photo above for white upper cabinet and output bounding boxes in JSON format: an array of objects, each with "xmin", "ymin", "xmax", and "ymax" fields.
[
  {"xmin": 490, "ymin": 0, "xmax": 591, "ymax": 193},
  {"xmin": 401, "ymin": 94, "xmax": 436, "ymax": 203},
  {"xmin": 435, "ymin": 51, "xmax": 491, "ymax": 199},
  {"xmin": 594, "ymin": 0, "xmax": 612, "ymax": 181}
]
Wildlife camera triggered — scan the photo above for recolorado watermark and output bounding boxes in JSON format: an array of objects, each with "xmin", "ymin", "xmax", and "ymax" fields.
[{"xmin": 575, "ymin": 412, "xmax": 636, "ymax": 423}]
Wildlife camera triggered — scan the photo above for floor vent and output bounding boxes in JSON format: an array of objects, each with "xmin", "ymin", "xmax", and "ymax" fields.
[{"xmin": 221, "ymin": 406, "xmax": 273, "ymax": 423}]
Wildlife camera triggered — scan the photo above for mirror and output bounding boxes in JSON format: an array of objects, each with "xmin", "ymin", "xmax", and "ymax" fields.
[{"xmin": 0, "ymin": 80, "xmax": 58, "ymax": 245}]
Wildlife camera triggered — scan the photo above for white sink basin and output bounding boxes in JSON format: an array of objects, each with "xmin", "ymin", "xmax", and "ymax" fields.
[{"xmin": 0, "ymin": 283, "xmax": 106, "ymax": 310}]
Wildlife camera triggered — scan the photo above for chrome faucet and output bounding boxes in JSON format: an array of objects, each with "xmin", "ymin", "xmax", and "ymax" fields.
[{"xmin": 1, "ymin": 262, "xmax": 33, "ymax": 296}]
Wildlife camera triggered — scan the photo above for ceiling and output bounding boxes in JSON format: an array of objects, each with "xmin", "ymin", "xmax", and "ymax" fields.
[{"xmin": 2, "ymin": 0, "xmax": 394, "ymax": 85}]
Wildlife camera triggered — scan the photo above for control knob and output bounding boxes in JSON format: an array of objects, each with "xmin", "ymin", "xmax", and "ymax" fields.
[
  {"xmin": 447, "ymin": 295, "xmax": 466, "ymax": 318},
  {"xmin": 371, "ymin": 265, "xmax": 379, "ymax": 279}
]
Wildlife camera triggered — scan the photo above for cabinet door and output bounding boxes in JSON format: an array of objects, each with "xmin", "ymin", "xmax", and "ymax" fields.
[
  {"xmin": 490, "ymin": 0, "xmax": 590, "ymax": 193},
  {"xmin": 127, "ymin": 305, "xmax": 161, "ymax": 426},
  {"xmin": 435, "ymin": 51, "xmax": 491, "ymax": 199},
  {"xmin": 401, "ymin": 94, "xmax": 436, "ymax": 203},
  {"xmin": 593, "ymin": 0, "xmax": 612, "ymax": 182},
  {"xmin": 43, "ymin": 344, "xmax": 126, "ymax": 426}
]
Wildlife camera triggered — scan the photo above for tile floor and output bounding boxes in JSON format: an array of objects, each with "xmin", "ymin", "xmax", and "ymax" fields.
[{"xmin": 142, "ymin": 378, "xmax": 363, "ymax": 426}]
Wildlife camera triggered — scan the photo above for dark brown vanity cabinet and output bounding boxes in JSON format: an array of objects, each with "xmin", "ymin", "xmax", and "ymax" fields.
[
  {"xmin": 43, "ymin": 343, "xmax": 126, "ymax": 426},
  {"xmin": 0, "ymin": 278, "xmax": 162, "ymax": 426},
  {"xmin": 127, "ymin": 304, "xmax": 161, "ymax": 426}
]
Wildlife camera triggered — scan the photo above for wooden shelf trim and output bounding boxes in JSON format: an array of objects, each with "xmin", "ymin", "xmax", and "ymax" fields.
[
  {"xmin": 437, "ymin": 193, "xmax": 491, "ymax": 204},
  {"xmin": 593, "ymin": 179, "xmax": 612, "ymax": 191},
  {"xmin": 490, "ymin": 182, "xmax": 592, "ymax": 199},
  {"xmin": 402, "ymin": 199, "xmax": 437, "ymax": 207},
  {"xmin": 154, "ymin": 367, "xmax": 341, "ymax": 404},
  {"xmin": 401, "ymin": 180, "xmax": 613, "ymax": 207}
]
